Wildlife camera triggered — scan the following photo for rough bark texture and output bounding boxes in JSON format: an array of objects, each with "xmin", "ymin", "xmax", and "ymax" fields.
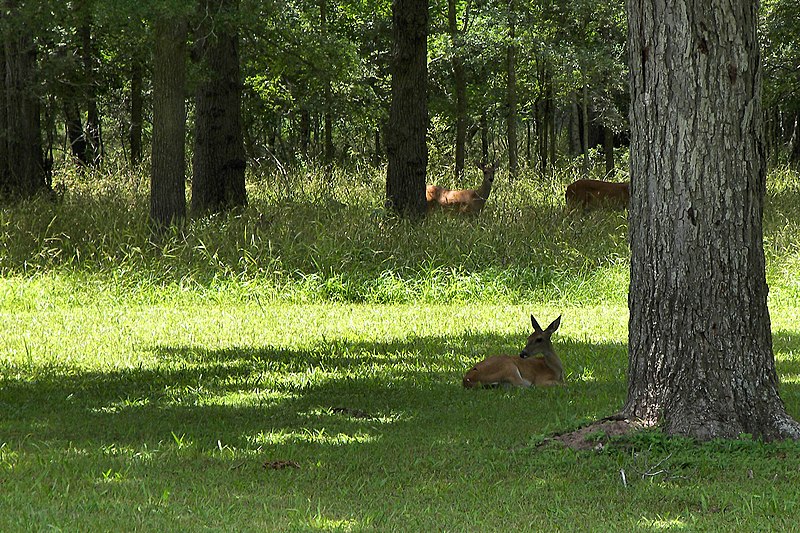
[
  {"xmin": 448, "ymin": 0, "xmax": 467, "ymax": 181},
  {"xmin": 191, "ymin": 0, "xmax": 247, "ymax": 215},
  {"xmin": 385, "ymin": 0, "xmax": 428, "ymax": 217},
  {"xmin": 0, "ymin": 8, "xmax": 48, "ymax": 199},
  {"xmin": 150, "ymin": 17, "xmax": 187, "ymax": 228},
  {"xmin": 505, "ymin": 0, "xmax": 517, "ymax": 180},
  {"xmin": 624, "ymin": 0, "xmax": 800, "ymax": 440}
]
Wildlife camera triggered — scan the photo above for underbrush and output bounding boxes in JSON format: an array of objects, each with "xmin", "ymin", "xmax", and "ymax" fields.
[{"xmin": 0, "ymin": 162, "xmax": 797, "ymax": 305}]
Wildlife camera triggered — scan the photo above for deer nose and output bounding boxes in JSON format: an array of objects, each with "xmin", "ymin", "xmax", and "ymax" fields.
[{"xmin": 519, "ymin": 351, "xmax": 529, "ymax": 359}]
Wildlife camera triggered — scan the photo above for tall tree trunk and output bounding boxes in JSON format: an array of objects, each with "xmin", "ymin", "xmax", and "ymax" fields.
[
  {"xmin": 480, "ymin": 109, "xmax": 489, "ymax": 163},
  {"xmin": 505, "ymin": 0, "xmax": 518, "ymax": 179},
  {"xmin": 603, "ymin": 125, "xmax": 614, "ymax": 175},
  {"xmin": 192, "ymin": 0, "xmax": 247, "ymax": 215},
  {"xmin": 385, "ymin": 0, "xmax": 428, "ymax": 217},
  {"xmin": 150, "ymin": 16, "xmax": 187, "ymax": 228},
  {"xmin": 320, "ymin": 0, "xmax": 334, "ymax": 166},
  {"xmin": 0, "ymin": 5, "xmax": 48, "ymax": 199},
  {"xmin": 79, "ymin": 15, "xmax": 102, "ymax": 166},
  {"xmin": 623, "ymin": 0, "xmax": 800, "ymax": 440},
  {"xmin": 63, "ymin": 99, "xmax": 88, "ymax": 164},
  {"xmin": 129, "ymin": 60, "xmax": 143, "ymax": 166},
  {"xmin": 448, "ymin": 0, "xmax": 467, "ymax": 180},
  {"xmin": 581, "ymin": 74, "xmax": 589, "ymax": 175},
  {"xmin": 569, "ymin": 96, "xmax": 581, "ymax": 156}
]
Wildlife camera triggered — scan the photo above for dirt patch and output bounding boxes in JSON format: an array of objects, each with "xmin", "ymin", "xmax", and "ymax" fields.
[{"xmin": 548, "ymin": 418, "xmax": 649, "ymax": 451}]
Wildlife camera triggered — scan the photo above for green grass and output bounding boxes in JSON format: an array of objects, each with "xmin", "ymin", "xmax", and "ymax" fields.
[{"xmin": 1, "ymin": 163, "xmax": 800, "ymax": 530}]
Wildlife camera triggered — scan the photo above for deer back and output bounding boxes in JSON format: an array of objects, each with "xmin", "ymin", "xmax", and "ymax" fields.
[{"xmin": 565, "ymin": 179, "xmax": 630, "ymax": 210}]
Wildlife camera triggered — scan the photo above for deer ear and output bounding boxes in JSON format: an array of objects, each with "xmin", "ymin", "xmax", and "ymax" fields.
[
  {"xmin": 546, "ymin": 315, "xmax": 562, "ymax": 333},
  {"xmin": 531, "ymin": 315, "xmax": 542, "ymax": 332}
]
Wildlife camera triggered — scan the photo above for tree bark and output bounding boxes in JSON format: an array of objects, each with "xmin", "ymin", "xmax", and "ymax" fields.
[
  {"xmin": 505, "ymin": 0, "xmax": 517, "ymax": 179},
  {"xmin": 129, "ymin": 60, "xmax": 143, "ymax": 166},
  {"xmin": 150, "ymin": 16, "xmax": 188, "ymax": 228},
  {"xmin": 79, "ymin": 13, "xmax": 102, "ymax": 166},
  {"xmin": 191, "ymin": 0, "xmax": 247, "ymax": 216},
  {"xmin": 0, "ymin": 4, "xmax": 48, "ymax": 199},
  {"xmin": 448, "ymin": 0, "xmax": 467, "ymax": 181},
  {"xmin": 385, "ymin": 0, "xmax": 428, "ymax": 217},
  {"xmin": 623, "ymin": 0, "xmax": 800, "ymax": 440},
  {"xmin": 603, "ymin": 125, "xmax": 614, "ymax": 175}
]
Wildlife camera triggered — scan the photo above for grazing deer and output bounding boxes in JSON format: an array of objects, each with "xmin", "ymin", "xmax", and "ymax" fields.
[
  {"xmin": 565, "ymin": 179, "xmax": 630, "ymax": 210},
  {"xmin": 462, "ymin": 315, "xmax": 564, "ymax": 388},
  {"xmin": 426, "ymin": 162, "xmax": 497, "ymax": 214}
]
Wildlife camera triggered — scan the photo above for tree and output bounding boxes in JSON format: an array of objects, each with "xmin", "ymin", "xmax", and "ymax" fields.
[
  {"xmin": 191, "ymin": 0, "xmax": 247, "ymax": 215},
  {"xmin": 622, "ymin": 0, "xmax": 800, "ymax": 440},
  {"xmin": 0, "ymin": 2, "xmax": 49, "ymax": 199},
  {"xmin": 385, "ymin": 0, "xmax": 428, "ymax": 217},
  {"xmin": 505, "ymin": 0, "xmax": 517, "ymax": 179},
  {"xmin": 447, "ymin": 0, "xmax": 467, "ymax": 180},
  {"xmin": 150, "ymin": 15, "xmax": 188, "ymax": 228}
]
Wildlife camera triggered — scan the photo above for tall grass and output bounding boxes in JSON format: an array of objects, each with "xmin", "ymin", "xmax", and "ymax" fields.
[{"xmin": 1, "ymin": 161, "xmax": 798, "ymax": 306}]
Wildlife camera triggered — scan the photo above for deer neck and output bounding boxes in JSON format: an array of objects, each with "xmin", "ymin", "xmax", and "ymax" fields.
[
  {"xmin": 542, "ymin": 349, "xmax": 564, "ymax": 381},
  {"xmin": 476, "ymin": 176, "xmax": 493, "ymax": 200}
]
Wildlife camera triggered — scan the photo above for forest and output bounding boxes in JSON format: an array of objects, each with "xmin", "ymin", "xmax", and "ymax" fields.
[
  {"xmin": 0, "ymin": 0, "xmax": 798, "ymax": 204},
  {"xmin": 2, "ymin": 0, "xmax": 800, "ymax": 530}
]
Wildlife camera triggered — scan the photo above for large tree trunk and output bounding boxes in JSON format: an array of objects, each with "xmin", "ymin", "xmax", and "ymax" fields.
[
  {"xmin": 505, "ymin": 0, "xmax": 517, "ymax": 179},
  {"xmin": 448, "ymin": 0, "xmax": 467, "ymax": 180},
  {"xmin": 0, "ymin": 6, "xmax": 48, "ymax": 199},
  {"xmin": 191, "ymin": 0, "xmax": 247, "ymax": 216},
  {"xmin": 150, "ymin": 16, "xmax": 187, "ymax": 228},
  {"xmin": 385, "ymin": 0, "xmax": 428, "ymax": 217},
  {"xmin": 623, "ymin": 0, "xmax": 800, "ymax": 440}
]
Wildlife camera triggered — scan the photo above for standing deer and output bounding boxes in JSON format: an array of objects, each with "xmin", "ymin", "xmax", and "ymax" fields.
[
  {"xmin": 565, "ymin": 179, "xmax": 630, "ymax": 210},
  {"xmin": 426, "ymin": 162, "xmax": 496, "ymax": 214},
  {"xmin": 463, "ymin": 315, "xmax": 564, "ymax": 388}
]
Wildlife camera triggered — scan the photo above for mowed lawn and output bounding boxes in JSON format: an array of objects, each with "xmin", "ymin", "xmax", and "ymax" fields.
[
  {"xmin": 2, "ymin": 165, "xmax": 800, "ymax": 530},
  {"xmin": 2, "ymin": 280, "xmax": 800, "ymax": 531}
]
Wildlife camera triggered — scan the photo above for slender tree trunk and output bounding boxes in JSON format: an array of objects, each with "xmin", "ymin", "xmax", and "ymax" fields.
[
  {"xmin": 129, "ymin": 60, "xmax": 143, "ymax": 166},
  {"xmin": 150, "ymin": 16, "xmax": 187, "ymax": 228},
  {"xmin": 480, "ymin": 109, "xmax": 489, "ymax": 163},
  {"xmin": 320, "ymin": 0, "xmax": 334, "ymax": 166},
  {"xmin": 505, "ymin": 0, "xmax": 517, "ymax": 179},
  {"xmin": 623, "ymin": 0, "xmax": 800, "ymax": 440},
  {"xmin": 448, "ymin": 0, "xmax": 467, "ymax": 180},
  {"xmin": 385, "ymin": 0, "xmax": 428, "ymax": 217},
  {"xmin": 603, "ymin": 125, "xmax": 614, "ymax": 175},
  {"xmin": 63, "ymin": 99, "xmax": 88, "ymax": 164},
  {"xmin": 192, "ymin": 0, "xmax": 247, "ymax": 215},
  {"xmin": 0, "ymin": 5, "xmax": 48, "ymax": 199},
  {"xmin": 581, "ymin": 74, "xmax": 589, "ymax": 175},
  {"xmin": 80, "ymin": 17, "xmax": 102, "ymax": 166},
  {"xmin": 569, "ymin": 96, "xmax": 581, "ymax": 156}
]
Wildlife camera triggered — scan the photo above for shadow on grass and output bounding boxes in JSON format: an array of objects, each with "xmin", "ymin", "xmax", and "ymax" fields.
[
  {"xmin": 2, "ymin": 329, "xmax": 798, "ymax": 452},
  {"xmin": 0, "ymin": 330, "xmax": 627, "ymax": 448}
]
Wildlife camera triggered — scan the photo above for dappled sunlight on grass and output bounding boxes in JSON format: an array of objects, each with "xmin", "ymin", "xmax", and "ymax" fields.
[{"xmin": 248, "ymin": 428, "xmax": 378, "ymax": 447}]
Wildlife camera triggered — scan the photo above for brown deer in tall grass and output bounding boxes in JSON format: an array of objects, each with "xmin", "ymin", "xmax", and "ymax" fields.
[
  {"xmin": 463, "ymin": 315, "xmax": 564, "ymax": 388},
  {"xmin": 565, "ymin": 179, "xmax": 630, "ymax": 210},
  {"xmin": 426, "ymin": 162, "xmax": 496, "ymax": 214}
]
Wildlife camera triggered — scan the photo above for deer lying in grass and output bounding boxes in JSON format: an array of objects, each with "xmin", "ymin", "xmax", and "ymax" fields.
[
  {"xmin": 565, "ymin": 179, "xmax": 630, "ymax": 210},
  {"xmin": 463, "ymin": 315, "xmax": 563, "ymax": 388},
  {"xmin": 426, "ymin": 162, "xmax": 496, "ymax": 214}
]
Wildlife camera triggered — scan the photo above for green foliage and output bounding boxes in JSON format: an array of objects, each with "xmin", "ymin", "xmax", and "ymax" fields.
[{"xmin": 1, "ymin": 165, "xmax": 800, "ymax": 529}]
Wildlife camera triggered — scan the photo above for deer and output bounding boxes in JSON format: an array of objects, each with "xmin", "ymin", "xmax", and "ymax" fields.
[
  {"xmin": 565, "ymin": 179, "xmax": 630, "ymax": 211},
  {"xmin": 426, "ymin": 162, "xmax": 497, "ymax": 215},
  {"xmin": 462, "ymin": 315, "xmax": 564, "ymax": 388}
]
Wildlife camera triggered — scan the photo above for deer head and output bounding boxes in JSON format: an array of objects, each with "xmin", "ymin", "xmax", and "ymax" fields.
[{"xmin": 520, "ymin": 315, "xmax": 563, "ymax": 380}]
